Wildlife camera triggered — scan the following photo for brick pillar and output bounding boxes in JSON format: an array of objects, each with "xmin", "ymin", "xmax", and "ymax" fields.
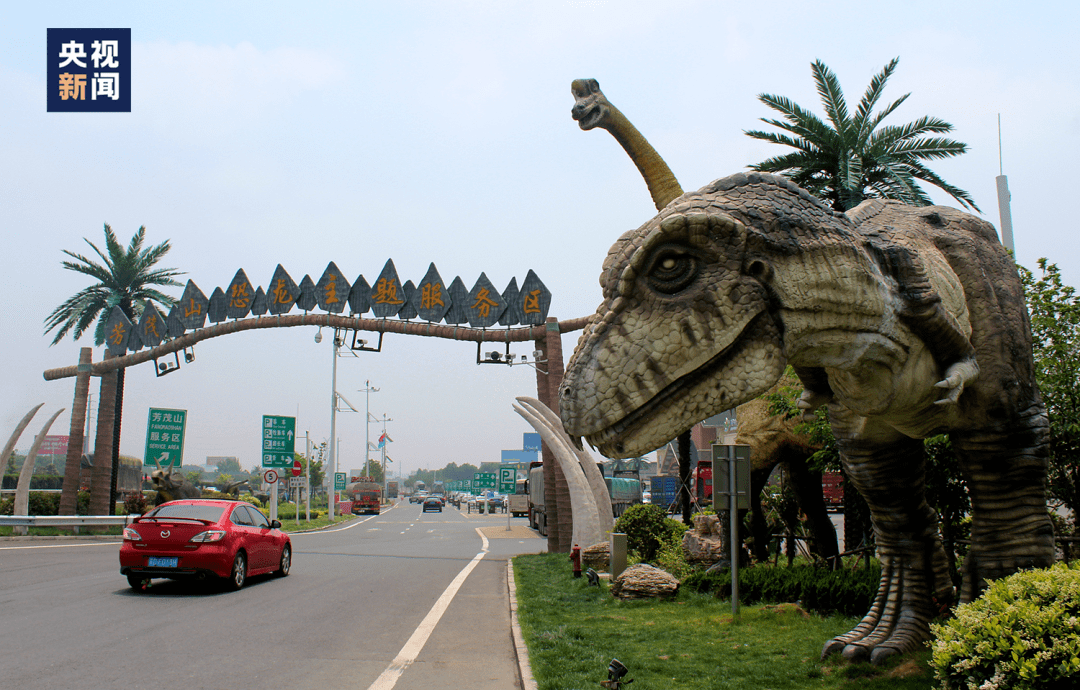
[{"xmin": 535, "ymin": 317, "xmax": 571, "ymax": 552}]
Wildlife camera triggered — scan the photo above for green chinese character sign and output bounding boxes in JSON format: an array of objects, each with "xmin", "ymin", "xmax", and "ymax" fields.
[
  {"xmin": 144, "ymin": 408, "xmax": 187, "ymax": 468},
  {"xmin": 262, "ymin": 415, "xmax": 296, "ymax": 468},
  {"xmin": 499, "ymin": 467, "xmax": 516, "ymax": 494},
  {"xmin": 474, "ymin": 472, "xmax": 496, "ymax": 489}
]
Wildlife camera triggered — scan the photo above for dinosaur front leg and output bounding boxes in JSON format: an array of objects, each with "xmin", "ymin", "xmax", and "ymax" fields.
[
  {"xmin": 822, "ymin": 413, "xmax": 952, "ymax": 665},
  {"xmin": 952, "ymin": 411, "xmax": 1056, "ymax": 603}
]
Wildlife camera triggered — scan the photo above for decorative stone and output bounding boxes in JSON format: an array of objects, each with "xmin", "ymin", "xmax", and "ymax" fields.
[
  {"xmin": 582, "ymin": 542, "xmax": 610, "ymax": 571},
  {"xmin": 682, "ymin": 513, "xmax": 725, "ymax": 565},
  {"xmin": 610, "ymin": 563, "xmax": 679, "ymax": 600}
]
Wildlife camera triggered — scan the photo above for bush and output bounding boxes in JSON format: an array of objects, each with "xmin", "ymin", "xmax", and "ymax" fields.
[
  {"xmin": 123, "ymin": 491, "xmax": 148, "ymax": 515},
  {"xmin": 614, "ymin": 504, "xmax": 686, "ymax": 562},
  {"xmin": 930, "ymin": 561, "xmax": 1080, "ymax": 689},
  {"xmin": 682, "ymin": 563, "xmax": 881, "ymax": 617}
]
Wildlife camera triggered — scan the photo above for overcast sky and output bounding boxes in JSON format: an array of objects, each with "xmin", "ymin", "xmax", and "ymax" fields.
[{"xmin": 3, "ymin": 1, "xmax": 1077, "ymax": 480}]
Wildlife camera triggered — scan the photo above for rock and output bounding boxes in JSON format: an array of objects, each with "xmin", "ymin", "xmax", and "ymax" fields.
[
  {"xmin": 682, "ymin": 514, "xmax": 725, "ymax": 564},
  {"xmin": 582, "ymin": 542, "xmax": 610, "ymax": 571},
  {"xmin": 610, "ymin": 563, "xmax": 679, "ymax": 600}
]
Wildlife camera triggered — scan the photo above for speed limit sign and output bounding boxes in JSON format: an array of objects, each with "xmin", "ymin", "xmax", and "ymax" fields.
[{"xmin": 263, "ymin": 468, "xmax": 279, "ymax": 484}]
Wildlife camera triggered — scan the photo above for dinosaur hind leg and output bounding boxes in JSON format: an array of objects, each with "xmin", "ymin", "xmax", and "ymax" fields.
[
  {"xmin": 952, "ymin": 406, "xmax": 1056, "ymax": 603},
  {"xmin": 821, "ymin": 415, "xmax": 952, "ymax": 665}
]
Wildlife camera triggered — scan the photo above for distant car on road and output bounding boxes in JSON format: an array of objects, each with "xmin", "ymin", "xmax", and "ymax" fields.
[
  {"xmin": 422, "ymin": 496, "xmax": 443, "ymax": 513},
  {"xmin": 119, "ymin": 499, "xmax": 291, "ymax": 592}
]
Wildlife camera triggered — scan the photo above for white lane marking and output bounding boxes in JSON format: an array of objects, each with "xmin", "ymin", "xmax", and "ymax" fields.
[
  {"xmin": 293, "ymin": 513, "xmax": 379, "ymax": 536},
  {"xmin": 0, "ymin": 541, "xmax": 122, "ymax": 550},
  {"xmin": 366, "ymin": 528, "xmax": 490, "ymax": 690}
]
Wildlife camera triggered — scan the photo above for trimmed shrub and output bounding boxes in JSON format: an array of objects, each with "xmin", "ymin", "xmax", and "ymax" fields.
[
  {"xmin": 682, "ymin": 563, "xmax": 881, "ymax": 617},
  {"xmin": 614, "ymin": 504, "xmax": 687, "ymax": 562},
  {"xmin": 930, "ymin": 561, "xmax": 1080, "ymax": 690},
  {"xmin": 124, "ymin": 491, "xmax": 148, "ymax": 515}
]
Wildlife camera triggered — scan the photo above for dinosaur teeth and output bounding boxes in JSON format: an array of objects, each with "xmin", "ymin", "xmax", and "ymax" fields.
[{"xmin": 570, "ymin": 435, "xmax": 584, "ymax": 451}]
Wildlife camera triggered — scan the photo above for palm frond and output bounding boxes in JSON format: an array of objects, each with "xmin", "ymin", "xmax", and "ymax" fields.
[
  {"xmin": 854, "ymin": 57, "xmax": 900, "ymax": 133},
  {"xmin": 904, "ymin": 159, "xmax": 982, "ymax": 212},
  {"xmin": 862, "ymin": 93, "xmax": 910, "ymax": 139},
  {"xmin": 811, "ymin": 59, "xmax": 851, "ymax": 139},
  {"xmin": 872, "ymin": 135, "xmax": 969, "ymax": 161}
]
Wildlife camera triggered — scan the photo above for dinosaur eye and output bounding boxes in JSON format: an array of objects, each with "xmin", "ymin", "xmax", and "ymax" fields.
[{"xmin": 646, "ymin": 248, "xmax": 699, "ymax": 294}]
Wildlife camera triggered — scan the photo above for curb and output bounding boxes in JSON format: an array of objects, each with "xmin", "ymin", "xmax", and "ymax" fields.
[{"xmin": 507, "ymin": 559, "xmax": 538, "ymax": 690}]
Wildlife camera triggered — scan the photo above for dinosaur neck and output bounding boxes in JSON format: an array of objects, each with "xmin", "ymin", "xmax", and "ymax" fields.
[{"xmin": 602, "ymin": 106, "xmax": 683, "ymax": 211}]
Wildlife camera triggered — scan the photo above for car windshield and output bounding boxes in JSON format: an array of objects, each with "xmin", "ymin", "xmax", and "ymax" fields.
[{"xmin": 143, "ymin": 504, "xmax": 227, "ymax": 522}]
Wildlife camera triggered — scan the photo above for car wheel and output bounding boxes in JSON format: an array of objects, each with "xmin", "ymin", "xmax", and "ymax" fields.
[
  {"xmin": 127, "ymin": 574, "xmax": 151, "ymax": 592},
  {"xmin": 227, "ymin": 551, "xmax": 247, "ymax": 591},
  {"xmin": 275, "ymin": 543, "xmax": 291, "ymax": 577}
]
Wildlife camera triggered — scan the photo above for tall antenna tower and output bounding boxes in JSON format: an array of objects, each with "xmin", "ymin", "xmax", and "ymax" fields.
[{"xmin": 995, "ymin": 114, "xmax": 1015, "ymax": 252}]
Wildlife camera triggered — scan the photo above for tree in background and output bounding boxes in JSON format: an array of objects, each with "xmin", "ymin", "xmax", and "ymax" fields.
[
  {"xmin": 361, "ymin": 459, "xmax": 384, "ymax": 483},
  {"xmin": 1020, "ymin": 259, "xmax": 1080, "ymax": 552},
  {"xmin": 746, "ymin": 58, "xmax": 979, "ymax": 213},
  {"xmin": 44, "ymin": 224, "xmax": 183, "ymax": 514},
  {"xmin": 293, "ymin": 452, "xmax": 325, "ymax": 489},
  {"xmin": 214, "ymin": 457, "xmax": 243, "ymax": 475}
]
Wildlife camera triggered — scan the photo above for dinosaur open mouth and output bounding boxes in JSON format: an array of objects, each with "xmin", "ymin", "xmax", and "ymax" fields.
[
  {"xmin": 572, "ymin": 103, "xmax": 605, "ymax": 130},
  {"xmin": 587, "ymin": 311, "xmax": 772, "ymax": 456}
]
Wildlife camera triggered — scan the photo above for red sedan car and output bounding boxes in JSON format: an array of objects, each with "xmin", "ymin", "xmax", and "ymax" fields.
[{"xmin": 120, "ymin": 499, "xmax": 291, "ymax": 592}]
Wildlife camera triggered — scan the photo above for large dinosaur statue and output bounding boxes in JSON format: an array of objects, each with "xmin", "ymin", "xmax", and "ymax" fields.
[{"xmin": 559, "ymin": 79, "xmax": 1054, "ymax": 664}]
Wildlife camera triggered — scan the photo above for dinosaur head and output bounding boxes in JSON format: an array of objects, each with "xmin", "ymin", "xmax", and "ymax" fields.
[
  {"xmin": 560, "ymin": 193, "xmax": 788, "ymax": 458},
  {"xmin": 150, "ymin": 465, "xmax": 179, "ymax": 490},
  {"xmin": 570, "ymin": 79, "xmax": 610, "ymax": 131}
]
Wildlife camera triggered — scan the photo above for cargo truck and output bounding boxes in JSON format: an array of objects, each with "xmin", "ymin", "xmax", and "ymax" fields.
[{"xmin": 345, "ymin": 476, "xmax": 382, "ymax": 515}]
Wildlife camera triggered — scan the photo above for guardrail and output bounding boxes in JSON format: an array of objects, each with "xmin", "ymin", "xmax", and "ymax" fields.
[{"xmin": 0, "ymin": 515, "xmax": 138, "ymax": 527}]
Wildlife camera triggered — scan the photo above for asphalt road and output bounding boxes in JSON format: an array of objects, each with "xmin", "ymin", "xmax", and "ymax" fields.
[{"xmin": 0, "ymin": 500, "xmax": 546, "ymax": 690}]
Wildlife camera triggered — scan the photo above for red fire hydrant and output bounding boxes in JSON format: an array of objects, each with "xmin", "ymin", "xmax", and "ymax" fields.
[{"xmin": 570, "ymin": 544, "xmax": 582, "ymax": 578}]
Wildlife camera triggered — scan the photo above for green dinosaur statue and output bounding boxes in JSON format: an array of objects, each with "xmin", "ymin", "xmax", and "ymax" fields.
[{"xmin": 560, "ymin": 79, "xmax": 1054, "ymax": 664}]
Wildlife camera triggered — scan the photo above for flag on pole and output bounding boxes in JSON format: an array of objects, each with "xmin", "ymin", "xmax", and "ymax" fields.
[{"xmin": 378, "ymin": 431, "xmax": 392, "ymax": 449}]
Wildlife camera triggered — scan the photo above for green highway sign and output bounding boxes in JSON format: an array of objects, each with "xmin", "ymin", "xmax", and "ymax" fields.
[
  {"xmin": 144, "ymin": 408, "xmax": 187, "ymax": 468},
  {"xmin": 499, "ymin": 467, "xmax": 516, "ymax": 494},
  {"xmin": 335, "ymin": 472, "xmax": 347, "ymax": 491},
  {"xmin": 262, "ymin": 415, "xmax": 296, "ymax": 468},
  {"xmin": 474, "ymin": 472, "xmax": 496, "ymax": 490}
]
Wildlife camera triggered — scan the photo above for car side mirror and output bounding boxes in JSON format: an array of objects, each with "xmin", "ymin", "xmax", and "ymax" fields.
[{"xmin": 270, "ymin": 519, "xmax": 281, "ymax": 529}]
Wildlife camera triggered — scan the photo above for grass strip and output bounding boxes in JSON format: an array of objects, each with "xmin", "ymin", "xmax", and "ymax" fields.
[{"xmin": 512, "ymin": 552, "xmax": 935, "ymax": 689}]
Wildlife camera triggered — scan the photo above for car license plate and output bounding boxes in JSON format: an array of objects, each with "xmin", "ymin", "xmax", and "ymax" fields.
[{"xmin": 147, "ymin": 556, "xmax": 178, "ymax": 568}]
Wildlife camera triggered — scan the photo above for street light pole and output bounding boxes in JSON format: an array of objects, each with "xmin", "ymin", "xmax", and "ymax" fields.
[
  {"xmin": 327, "ymin": 331, "xmax": 340, "ymax": 522},
  {"xmin": 373, "ymin": 413, "xmax": 393, "ymax": 496},
  {"xmin": 360, "ymin": 380, "xmax": 379, "ymax": 475}
]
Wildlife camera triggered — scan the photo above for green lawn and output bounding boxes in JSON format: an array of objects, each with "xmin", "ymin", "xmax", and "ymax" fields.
[{"xmin": 513, "ymin": 553, "xmax": 936, "ymax": 690}]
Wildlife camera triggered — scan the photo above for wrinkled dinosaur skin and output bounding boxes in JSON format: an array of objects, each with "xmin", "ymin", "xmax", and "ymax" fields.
[{"xmin": 560, "ymin": 169, "xmax": 1055, "ymax": 663}]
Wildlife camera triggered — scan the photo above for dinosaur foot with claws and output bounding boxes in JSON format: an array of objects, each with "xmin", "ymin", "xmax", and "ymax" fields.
[{"xmin": 822, "ymin": 553, "xmax": 952, "ymax": 665}]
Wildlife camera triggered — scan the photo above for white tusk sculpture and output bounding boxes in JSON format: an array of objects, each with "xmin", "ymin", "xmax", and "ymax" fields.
[
  {"xmin": 516, "ymin": 397, "xmax": 614, "ymax": 532},
  {"xmin": 14, "ymin": 408, "xmax": 66, "ymax": 518},
  {"xmin": 513, "ymin": 397, "xmax": 607, "ymax": 548}
]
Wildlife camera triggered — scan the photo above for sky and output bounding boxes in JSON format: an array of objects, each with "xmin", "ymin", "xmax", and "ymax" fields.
[{"xmin": 3, "ymin": 1, "xmax": 1078, "ymax": 483}]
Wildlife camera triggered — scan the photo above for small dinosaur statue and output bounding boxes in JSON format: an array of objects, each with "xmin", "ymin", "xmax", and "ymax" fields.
[{"xmin": 560, "ymin": 79, "xmax": 1055, "ymax": 664}]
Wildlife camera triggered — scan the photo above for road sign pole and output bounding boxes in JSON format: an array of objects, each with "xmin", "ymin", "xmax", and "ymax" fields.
[
  {"xmin": 305, "ymin": 431, "xmax": 311, "ymax": 522},
  {"xmin": 270, "ymin": 478, "xmax": 278, "ymax": 522}
]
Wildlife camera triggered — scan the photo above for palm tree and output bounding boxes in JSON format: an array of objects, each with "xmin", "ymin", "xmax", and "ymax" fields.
[
  {"xmin": 45, "ymin": 224, "xmax": 182, "ymax": 515},
  {"xmin": 745, "ymin": 57, "xmax": 980, "ymax": 213}
]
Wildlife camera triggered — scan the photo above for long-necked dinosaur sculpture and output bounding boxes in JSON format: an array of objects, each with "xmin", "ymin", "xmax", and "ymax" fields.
[{"xmin": 559, "ymin": 79, "xmax": 1054, "ymax": 664}]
